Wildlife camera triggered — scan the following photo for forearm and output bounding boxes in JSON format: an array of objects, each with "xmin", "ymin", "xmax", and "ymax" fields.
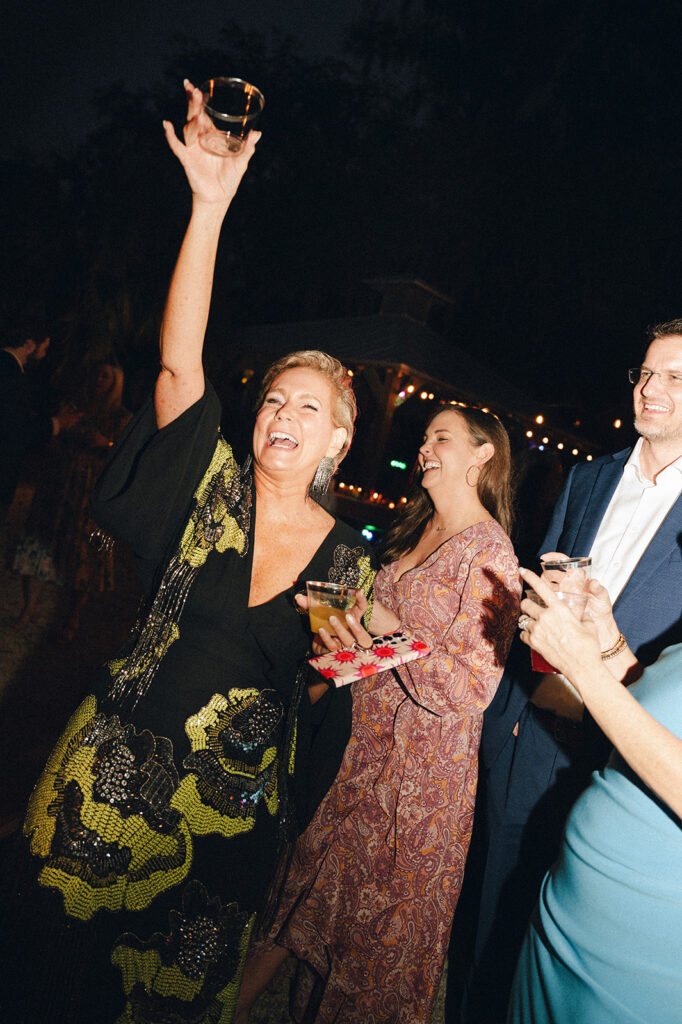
[
  {"xmin": 155, "ymin": 200, "xmax": 228, "ymax": 428},
  {"xmin": 573, "ymin": 660, "xmax": 682, "ymax": 818}
]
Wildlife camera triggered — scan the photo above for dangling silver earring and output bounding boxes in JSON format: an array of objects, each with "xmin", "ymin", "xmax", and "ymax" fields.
[{"xmin": 310, "ymin": 456, "xmax": 336, "ymax": 499}]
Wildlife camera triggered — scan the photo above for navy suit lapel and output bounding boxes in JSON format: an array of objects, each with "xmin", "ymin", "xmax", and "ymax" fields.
[{"xmin": 568, "ymin": 450, "xmax": 630, "ymax": 556}]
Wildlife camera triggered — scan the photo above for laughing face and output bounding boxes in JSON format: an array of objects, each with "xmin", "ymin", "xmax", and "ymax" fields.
[
  {"xmin": 633, "ymin": 335, "xmax": 682, "ymax": 447},
  {"xmin": 418, "ymin": 409, "xmax": 492, "ymax": 493},
  {"xmin": 253, "ymin": 367, "xmax": 347, "ymax": 486}
]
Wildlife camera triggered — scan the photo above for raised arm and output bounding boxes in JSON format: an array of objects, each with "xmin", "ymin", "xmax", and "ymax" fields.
[
  {"xmin": 518, "ymin": 567, "xmax": 682, "ymax": 819},
  {"xmin": 156, "ymin": 81, "xmax": 260, "ymax": 429}
]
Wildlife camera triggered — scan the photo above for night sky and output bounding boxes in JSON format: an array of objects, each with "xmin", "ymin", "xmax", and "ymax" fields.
[
  {"xmin": 4, "ymin": 0, "xmax": 364, "ymax": 155},
  {"xmin": 4, "ymin": 0, "xmax": 682, "ymax": 451}
]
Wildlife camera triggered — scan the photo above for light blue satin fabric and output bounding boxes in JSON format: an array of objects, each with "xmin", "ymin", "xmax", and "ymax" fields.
[{"xmin": 508, "ymin": 644, "xmax": 682, "ymax": 1024}]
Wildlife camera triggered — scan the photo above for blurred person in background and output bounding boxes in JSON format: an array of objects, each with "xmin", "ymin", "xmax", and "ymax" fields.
[{"xmin": 12, "ymin": 361, "xmax": 131, "ymax": 639}]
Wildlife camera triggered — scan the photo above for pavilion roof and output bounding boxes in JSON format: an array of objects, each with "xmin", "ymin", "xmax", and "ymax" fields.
[{"xmin": 232, "ymin": 313, "xmax": 538, "ymax": 419}]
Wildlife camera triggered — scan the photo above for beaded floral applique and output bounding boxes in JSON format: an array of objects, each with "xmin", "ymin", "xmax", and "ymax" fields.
[
  {"xmin": 107, "ymin": 438, "xmax": 252, "ymax": 710},
  {"xmin": 24, "ymin": 696, "xmax": 192, "ymax": 920},
  {"xmin": 328, "ymin": 544, "xmax": 376, "ymax": 626},
  {"xmin": 111, "ymin": 879, "xmax": 254, "ymax": 1024},
  {"xmin": 171, "ymin": 690, "xmax": 283, "ymax": 839}
]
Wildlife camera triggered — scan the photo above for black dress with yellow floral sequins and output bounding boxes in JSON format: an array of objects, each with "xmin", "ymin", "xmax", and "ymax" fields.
[{"xmin": 0, "ymin": 383, "xmax": 375, "ymax": 1024}]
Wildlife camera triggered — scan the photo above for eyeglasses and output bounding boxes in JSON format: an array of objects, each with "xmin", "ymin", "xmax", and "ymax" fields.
[{"xmin": 628, "ymin": 367, "xmax": 682, "ymax": 388}]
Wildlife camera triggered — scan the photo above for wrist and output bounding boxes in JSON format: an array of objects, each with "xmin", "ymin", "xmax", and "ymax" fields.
[
  {"xmin": 594, "ymin": 615, "xmax": 620, "ymax": 650},
  {"xmin": 190, "ymin": 195, "xmax": 231, "ymax": 221},
  {"xmin": 600, "ymin": 631, "xmax": 627, "ymax": 661}
]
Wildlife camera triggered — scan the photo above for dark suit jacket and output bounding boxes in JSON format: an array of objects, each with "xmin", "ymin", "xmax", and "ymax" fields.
[
  {"xmin": 0, "ymin": 349, "xmax": 52, "ymax": 506},
  {"xmin": 481, "ymin": 446, "xmax": 682, "ymax": 774}
]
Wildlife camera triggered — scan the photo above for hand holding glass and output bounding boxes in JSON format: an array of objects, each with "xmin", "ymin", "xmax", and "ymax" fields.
[
  {"xmin": 529, "ymin": 586, "xmax": 590, "ymax": 673},
  {"xmin": 199, "ymin": 77, "xmax": 265, "ymax": 156},
  {"xmin": 306, "ymin": 581, "xmax": 357, "ymax": 637}
]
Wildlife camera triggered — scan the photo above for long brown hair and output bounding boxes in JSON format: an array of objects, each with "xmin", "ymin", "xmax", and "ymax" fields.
[{"xmin": 381, "ymin": 406, "xmax": 514, "ymax": 563}]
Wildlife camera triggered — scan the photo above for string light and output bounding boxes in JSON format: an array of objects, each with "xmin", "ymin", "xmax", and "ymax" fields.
[
  {"xmin": 535, "ymin": 414, "xmax": 544, "ymax": 424},
  {"xmin": 572, "ymin": 448, "xmax": 578, "ymax": 455},
  {"xmin": 388, "ymin": 502, "xmax": 395, "ymax": 509},
  {"xmin": 428, "ymin": 392, "xmax": 434, "ymax": 400},
  {"xmin": 526, "ymin": 430, "xmax": 533, "ymax": 438},
  {"xmin": 420, "ymin": 391, "xmax": 428, "ymax": 399},
  {"xmin": 407, "ymin": 385, "xmax": 415, "ymax": 394},
  {"xmin": 557, "ymin": 442, "xmax": 564, "ymax": 450},
  {"xmin": 542, "ymin": 436, "xmax": 549, "ymax": 444},
  {"xmin": 613, "ymin": 419, "xmax": 622, "ymax": 428},
  {"xmin": 586, "ymin": 454, "xmax": 593, "ymax": 461}
]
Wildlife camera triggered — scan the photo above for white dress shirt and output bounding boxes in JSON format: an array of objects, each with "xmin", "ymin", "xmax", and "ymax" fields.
[{"xmin": 589, "ymin": 438, "xmax": 682, "ymax": 603}]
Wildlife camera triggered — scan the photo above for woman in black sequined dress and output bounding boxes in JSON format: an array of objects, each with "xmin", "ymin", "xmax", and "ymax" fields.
[{"xmin": 1, "ymin": 81, "xmax": 375, "ymax": 1024}]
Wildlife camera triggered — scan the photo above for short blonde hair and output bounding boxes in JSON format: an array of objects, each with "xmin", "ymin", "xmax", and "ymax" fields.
[{"xmin": 257, "ymin": 350, "xmax": 357, "ymax": 461}]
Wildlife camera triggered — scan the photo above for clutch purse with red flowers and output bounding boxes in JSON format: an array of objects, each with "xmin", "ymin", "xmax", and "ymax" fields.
[{"xmin": 308, "ymin": 631, "xmax": 430, "ymax": 687}]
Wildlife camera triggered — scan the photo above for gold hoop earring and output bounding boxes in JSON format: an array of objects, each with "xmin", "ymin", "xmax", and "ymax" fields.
[{"xmin": 465, "ymin": 465, "xmax": 480, "ymax": 488}]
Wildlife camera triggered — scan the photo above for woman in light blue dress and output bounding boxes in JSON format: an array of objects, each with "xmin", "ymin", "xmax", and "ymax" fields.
[{"xmin": 508, "ymin": 568, "xmax": 682, "ymax": 1024}]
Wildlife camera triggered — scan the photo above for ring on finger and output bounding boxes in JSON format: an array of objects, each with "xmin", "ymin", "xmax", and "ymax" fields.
[{"xmin": 518, "ymin": 614, "xmax": 532, "ymax": 631}]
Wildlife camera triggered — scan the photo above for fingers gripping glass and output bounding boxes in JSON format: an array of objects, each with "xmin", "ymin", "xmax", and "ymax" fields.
[{"xmin": 628, "ymin": 367, "xmax": 682, "ymax": 388}]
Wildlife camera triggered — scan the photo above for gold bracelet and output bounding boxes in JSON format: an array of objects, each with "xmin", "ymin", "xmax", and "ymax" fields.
[{"xmin": 601, "ymin": 631, "xmax": 627, "ymax": 661}]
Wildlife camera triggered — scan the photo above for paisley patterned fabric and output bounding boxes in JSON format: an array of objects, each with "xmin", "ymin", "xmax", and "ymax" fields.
[{"xmin": 261, "ymin": 521, "xmax": 520, "ymax": 1024}]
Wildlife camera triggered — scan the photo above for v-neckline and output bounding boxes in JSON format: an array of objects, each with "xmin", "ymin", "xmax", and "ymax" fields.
[
  {"xmin": 247, "ymin": 495, "xmax": 339, "ymax": 609},
  {"xmin": 392, "ymin": 521, "xmax": 490, "ymax": 584}
]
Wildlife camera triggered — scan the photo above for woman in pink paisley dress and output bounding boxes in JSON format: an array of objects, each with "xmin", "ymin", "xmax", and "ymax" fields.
[{"xmin": 237, "ymin": 406, "xmax": 521, "ymax": 1024}]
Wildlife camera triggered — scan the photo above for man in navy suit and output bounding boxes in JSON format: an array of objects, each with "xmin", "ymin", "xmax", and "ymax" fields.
[{"xmin": 449, "ymin": 320, "xmax": 682, "ymax": 1024}]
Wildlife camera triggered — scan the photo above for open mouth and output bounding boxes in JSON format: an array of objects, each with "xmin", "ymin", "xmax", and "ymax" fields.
[
  {"xmin": 422, "ymin": 460, "xmax": 440, "ymax": 471},
  {"xmin": 268, "ymin": 431, "xmax": 298, "ymax": 449},
  {"xmin": 639, "ymin": 402, "xmax": 670, "ymax": 415}
]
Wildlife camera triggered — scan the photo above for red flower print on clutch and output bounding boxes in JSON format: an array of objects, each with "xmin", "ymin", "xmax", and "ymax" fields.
[
  {"xmin": 334, "ymin": 650, "xmax": 357, "ymax": 662},
  {"xmin": 308, "ymin": 632, "xmax": 430, "ymax": 688}
]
